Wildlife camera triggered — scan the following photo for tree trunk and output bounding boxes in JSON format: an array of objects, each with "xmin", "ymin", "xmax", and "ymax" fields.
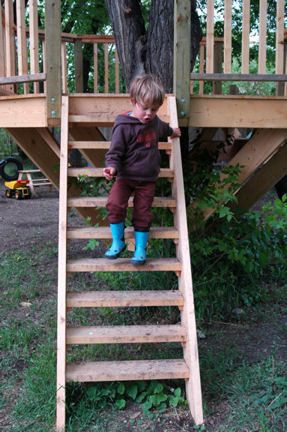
[
  {"xmin": 105, "ymin": 0, "xmax": 201, "ymax": 92},
  {"xmin": 104, "ymin": 0, "xmax": 146, "ymax": 89}
]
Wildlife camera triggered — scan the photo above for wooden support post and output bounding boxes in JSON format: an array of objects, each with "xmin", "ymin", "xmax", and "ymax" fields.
[
  {"xmin": 45, "ymin": 0, "xmax": 61, "ymax": 125},
  {"xmin": 173, "ymin": 0, "xmax": 191, "ymax": 127}
]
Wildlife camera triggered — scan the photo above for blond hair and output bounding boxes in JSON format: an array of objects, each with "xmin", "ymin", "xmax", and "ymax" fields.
[{"xmin": 129, "ymin": 74, "xmax": 165, "ymax": 107}]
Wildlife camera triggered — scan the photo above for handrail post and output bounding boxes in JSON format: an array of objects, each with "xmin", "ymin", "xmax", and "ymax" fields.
[
  {"xmin": 45, "ymin": 0, "xmax": 61, "ymax": 126},
  {"xmin": 173, "ymin": 0, "xmax": 191, "ymax": 127}
]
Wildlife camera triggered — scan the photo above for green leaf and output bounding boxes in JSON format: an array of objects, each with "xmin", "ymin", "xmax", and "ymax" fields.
[
  {"xmin": 127, "ymin": 383, "xmax": 138, "ymax": 400},
  {"xmin": 117, "ymin": 383, "xmax": 125, "ymax": 395},
  {"xmin": 115, "ymin": 398, "xmax": 126, "ymax": 410}
]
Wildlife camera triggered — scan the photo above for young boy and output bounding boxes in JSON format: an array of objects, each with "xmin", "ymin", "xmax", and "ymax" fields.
[{"xmin": 103, "ymin": 74, "xmax": 181, "ymax": 264}]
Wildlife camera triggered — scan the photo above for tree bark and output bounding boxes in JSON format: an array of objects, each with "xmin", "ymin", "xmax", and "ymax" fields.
[
  {"xmin": 104, "ymin": 0, "xmax": 147, "ymax": 89},
  {"xmin": 104, "ymin": 0, "xmax": 201, "ymax": 92}
]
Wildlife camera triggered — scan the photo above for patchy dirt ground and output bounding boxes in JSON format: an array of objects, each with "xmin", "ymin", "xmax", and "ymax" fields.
[{"xmin": 0, "ymin": 179, "xmax": 286, "ymax": 431}]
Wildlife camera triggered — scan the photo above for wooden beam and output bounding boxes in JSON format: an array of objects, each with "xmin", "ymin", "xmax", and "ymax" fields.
[
  {"xmin": 173, "ymin": 0, "xmax": 190, "ymax": 125},
  {"xmin": 258, "ymin": 0, "xmax": 267, "ymax": 74},
  {"xmin": 16, "ymin": 0, "xmax": 29, "ymax": 93},
  {"xmin": 45, "ymin": 0, "xmax": 61, "ymax": 125},
  {"xmin": 206, "ymin": 0, "xmax": 214, "ymax": 74},
  {"xmin": 0, "ymin": 73, "xmax": 46, "ymax": 85},
  {"xmin": 190, "ymin": 73, "xmax": 287, "ymax": 82},
  {"xmin": 235, "ymin": 140, "xmax": 287, "ymax": 209},
  {"xmin": 275, "ymin": 0, "xmax": 285, "ymax": 74},
  {"xmin": 189, "ymin": 96, "xmax": 287, "ymax": 128},
  {"xmin": 0, "ymin": 95, "xmax": 47, "ymax": 127}
]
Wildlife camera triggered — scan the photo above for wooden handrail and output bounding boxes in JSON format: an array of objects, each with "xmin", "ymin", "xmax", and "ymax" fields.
[{"xmin": 190, "ymin": 73, "xmax": 287, "ymax": 82}]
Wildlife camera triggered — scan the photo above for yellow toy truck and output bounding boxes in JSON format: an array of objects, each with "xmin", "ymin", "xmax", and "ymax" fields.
[{"xmin": 5, "ymin": 179, "xmax": 31, "ymax": 200}]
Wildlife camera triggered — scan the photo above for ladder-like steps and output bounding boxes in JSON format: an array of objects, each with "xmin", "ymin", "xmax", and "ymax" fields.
[
  {"xmin": 67, "ymin": 290, "xmax": 184, "ymax": 308},
  {"xmin": 69, "ymin": 114, "xmax": 115, "ymax": 126},
  {"xmin": 67, "ymin": 196, "xmax": 176, "ymax": 208},
  {"xmin": 67, "ymin": 226, "xmax": 179, "ymax": 240},
  {"xmin": 68, "ymin": 141, "xmax": 172, "ymax": 151},
  {"xmin": 68, "ymin": 167, "xmax": 174, "ymax": 178},
  {"xmin": 66, "ymin": 359, "xmax": 190, "ymax": 382},
  {"xmin": 67, "ymin": 257, "xmax": 181, "ymax": 272},
  {"xmin": 66, "ymin": 324, "xmax": 185, "ymax": 345}
]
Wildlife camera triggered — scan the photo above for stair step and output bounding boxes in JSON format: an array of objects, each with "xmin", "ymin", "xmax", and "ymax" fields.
[
  {"xmin": 69, "ymin": 114, "xmax": 115, "ymax": 126},
  {"xmin": 67, "ymin": 196, "xmax": 176, "ymax": 208},
  {"xmin": 67, "ymin": 226, "xmax": 179, "ymax": 240},
  {"xmin": 68, "ymin": 167, "xmax": 174, "ymax": 178},
  {"xmin": 67, "ymin": 290, "xmax": 184, "ymax": 308},
  {"xmin": 68, "ymin": 141, "xmax": 172, "ymax": 151},
  {"xmin": 67, "ymin": 258, "xmax": 181, "ymax": 273},
  {"xmin": 66, "ymin": 359, "xmax": 189, "ymax": 382},
  {"xmin": 66, "ymin": 324, "xmax": 185, "ymax": 345}
]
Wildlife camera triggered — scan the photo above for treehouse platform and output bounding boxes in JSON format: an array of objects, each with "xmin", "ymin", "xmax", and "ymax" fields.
[{"xmin": 1, "ymin": 1, "xmax": 287, "ymax": 430}]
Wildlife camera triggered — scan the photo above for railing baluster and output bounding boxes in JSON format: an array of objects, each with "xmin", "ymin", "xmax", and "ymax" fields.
[
  {"xmin": 0, "ymin": 6, "xmax": 5, "ymax": 78},
  {"xmin": 104, "ymin": 43, "xmax": 109, "ymax": 93},
  {"xmin": 224, "ymin": 0, "xmax": 232, "ymax": 73},
  {"xmin": 206, "ymin": 0, "xmax": 214, "ymax": 73},
  {"xmin": 61, "ymin": 42, "xmax": 67, "ymax": 93},
  {"xmin": 16, "ymin": 0, "xmax": 29, "ymax": 93},
  {"xmin": 93, "ymin": 42, "xmax": 98, "ymax": 93},
  {"xmin": 258, "ymin": 0, "xmax": 267, "ymax": 74},
  {"xmin": 241, "ymin": 0, "xmax": 250, "ymax": 73},
  {"xmin": 115, "ymin": 48, "xmax": 119, "ymax": 93},
  {"xmin": 5, "ymin": 0, "xmax": 16, "ymax": 83},
  {"xmin": 275, "ymin": 0, "xmax": 284, "ymax": 75},
  {"xmin": 29, "ymin": 0, "xmax": 39, "ymax": 93}
]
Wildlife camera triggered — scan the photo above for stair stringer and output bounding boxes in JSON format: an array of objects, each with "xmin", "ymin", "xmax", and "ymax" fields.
[{"xmin": 168, "ymin": 96, "xmax": 203, "ymax": 424}]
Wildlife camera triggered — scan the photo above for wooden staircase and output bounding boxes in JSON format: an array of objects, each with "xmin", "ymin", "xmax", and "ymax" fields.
[{"xmin": 56, "ymin": 94, "xmax": 203, "ymax": 430}]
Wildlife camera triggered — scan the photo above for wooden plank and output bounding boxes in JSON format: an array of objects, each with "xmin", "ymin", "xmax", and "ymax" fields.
[
  {"xmin": 241, "ymin": 0, "xmax": 250, "ymax": 73},
  {"xmin": 5, "ymin": 0, "xmax": 16, "ymax": 80},
  {"xmin": 67, "ymin": 167, "xmax": 174, "ymax": 178},
  {"xmin": 66, "ymin": 257, "xmax": 181, "ymax": 273},
  {"xmin": 0, "ymin": 73, "xmax": 46, "ymax": 85},
  {"xmin": 93, "ymin": 43, "xmax": 98, "ymax": 93},
  {"xmin": 68, "ymin": 95, "xmax": 169, "ymax": 122},
  {"xmin": 66, "ymin": 359, "xmax": 189, "ymax": 382},
  {"xmin": 190, "ymin": 73, "xmax": 287, "ymax": 82},
  {"xmin": 206, "ymin": 0, "xmax": 214, "ymax": 73},
  {"xmin": 67, "ymin": 290, "xmax": 183, "ymax": 308},
  {"xmin": 104, "ymin": 43, "xmax": 109, "ymax": 93},
  {"xmin": 29, "ymin": 0, "xmax": 40, "ymax": 93},
  {"xmin": 67, "ymin": 196, "xmax": 176, "ymax": 209},
  {"xmin": 16, "ymin": 0, "xmax": 28, "ymax": 94},
  {"xmin": 56, "ymin": 96, "xmax": 69, "ymax": 432},
  {"xmin": 0, "ymin": 6, "xmax": 5, "ymax": 77},
  {"xmin": 168, "ymin": 96, "xmax": 203, "ymax": 424},
  {"xmin": 199, "ymin": 44, "xmax": 205, "ymax": 95},
  {"xmin": 236, "ymin": 140, "xmax": 287, "ymax": 209},
  {"xmin": 74, "ymin": 40, "xmax": 83, "ymax": 92},
  {"xmin": 173, "ymin": 0, "xmax": 190, "ymax": 124},
  {"xmin": 61, "ymin": 42, "xmax": 67, "ymax": 93},
  {"xmin": 189, "ymin": 95, "xmax": 287, "ymax": 128},
  {"xmin": 67, "ymin": 226, "xmax": 179, "ymax": 240},
  {"xmin": 66, "ymin": 325, "xmax": 185, "ymax": 345},
  {"xmin": 68, "ymin": 141, "xmax": 172, "ymax": 151},
  {"xmin": 258, "ymin": 0, "xmax": 267, "ymax": 74},
  {"xmin": 0, "ymin": 96, "xmax": 47, "ymax": 127},
  {"xmin": 45, "ymin": 0, "xmax": 61, "ymax": 124},
  {"xmin": 224, "ymin": 0, "xmax": 232, "ymax": 73},
  {"xmin": 115, "ymin": 49, "xmax": 120, "ymax": 93},
  {"xmin": 275, "ymin": 0, "xmax": 285, "ymax": 74},
  {"xmin": 36, "ymin": 128, "xmax": 60, "ymax": 157}
]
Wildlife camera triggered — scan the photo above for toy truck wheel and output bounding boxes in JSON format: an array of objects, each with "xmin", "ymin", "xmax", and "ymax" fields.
[
  {"xmin": 15, "ymin": 190, "xmax": 22, "ymax": 200},
  {"xmin": 5, "ymin": 189, "xmax": 12, "ymax": 198}
]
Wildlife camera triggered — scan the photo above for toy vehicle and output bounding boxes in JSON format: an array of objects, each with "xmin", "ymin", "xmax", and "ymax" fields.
[{"xmin": 4, "ymin": 179, "xmax": 31, "ymax": 200}]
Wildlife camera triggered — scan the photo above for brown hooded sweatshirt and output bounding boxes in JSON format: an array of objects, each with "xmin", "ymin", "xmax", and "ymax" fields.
[{"xmin": 105, "ymin": 113, "xmax": 174, "ymax": 182}]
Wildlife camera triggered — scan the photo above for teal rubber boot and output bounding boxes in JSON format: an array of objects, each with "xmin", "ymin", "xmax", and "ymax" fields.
[
  {"xmin": 131, "ymin": 231, "xmax": 149, "ymax": 265},
  {"xmin": 105, "ymin": 223, "xmax": 126, "ymax": 259}
]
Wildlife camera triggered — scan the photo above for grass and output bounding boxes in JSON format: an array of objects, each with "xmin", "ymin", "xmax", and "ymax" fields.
[{"xmin": 1, "ymin": 243, "xmax": 287, "ymax": 431}]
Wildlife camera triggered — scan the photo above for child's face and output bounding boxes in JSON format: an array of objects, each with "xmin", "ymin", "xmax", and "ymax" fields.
[{"xmin": 131, "ymin": 100, "xmax": 160, "ymax": 124}]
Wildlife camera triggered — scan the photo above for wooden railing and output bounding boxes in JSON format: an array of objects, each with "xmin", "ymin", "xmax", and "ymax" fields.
[{"xmin": 191, "ymin": 0, "xmax": 287, "ymax": 95}]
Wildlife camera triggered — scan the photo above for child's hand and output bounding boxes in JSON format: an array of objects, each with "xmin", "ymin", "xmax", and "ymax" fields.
[
  {"xmin": 170, "ymin": 128, "xmax": 181, "ymax": 138},
  {"xmin": 103, "ymin": 167, "xmax": 116, "ymax": 180}
]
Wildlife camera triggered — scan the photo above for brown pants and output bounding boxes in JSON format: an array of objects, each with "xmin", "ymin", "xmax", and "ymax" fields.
[{"xmin": 106, "ymin": 179, "xmax": 156, "ymax": 231}]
